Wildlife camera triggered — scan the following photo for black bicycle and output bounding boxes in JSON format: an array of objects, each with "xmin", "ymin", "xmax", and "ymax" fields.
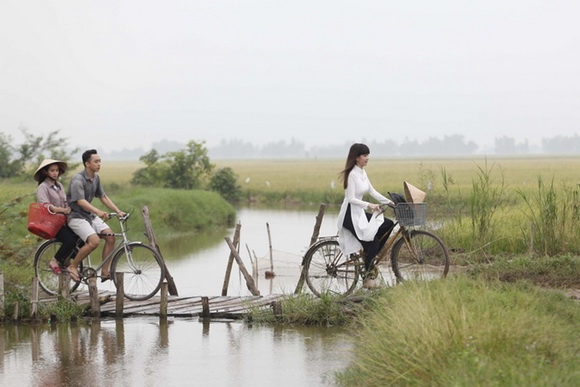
[
  {"xmin": 302, "ymin": 203, "xmax": 450, "ymax": 297},
  {"xmin": 34, "ymin": 212, "xmax": 165, "ymax": 301}
]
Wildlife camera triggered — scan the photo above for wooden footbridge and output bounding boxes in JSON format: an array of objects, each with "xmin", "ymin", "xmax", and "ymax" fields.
[
  {"xmin": 72, "ymin": 291, "xmax": 287, "ymax": 319},
  {"xmin": 10, "ymin": 205, "xmax": 328, "ymax": 322}
]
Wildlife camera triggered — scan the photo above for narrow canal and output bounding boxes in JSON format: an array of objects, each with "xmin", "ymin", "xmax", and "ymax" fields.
[{"xmin": 1, "ymin": 206, "xmax": 356, "ymax": 386}]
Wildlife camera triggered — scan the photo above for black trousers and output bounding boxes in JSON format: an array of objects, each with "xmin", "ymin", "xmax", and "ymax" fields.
[
  {"xmin": 54, "ymin": 225, "xmax": 78, "ymax": 265},
  {"xmin": 343, "ymin": 204, "xmax": 394, "ymax": 272}
]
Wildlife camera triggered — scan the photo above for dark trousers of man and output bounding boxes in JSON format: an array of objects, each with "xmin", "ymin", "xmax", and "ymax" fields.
[
  {"xmin": 343, "ymin": 204, "xmax": 394, "ymax": 273},
  {"xmin": 54, "ymin": 225, "xmax": 79, "ymax": 266}
]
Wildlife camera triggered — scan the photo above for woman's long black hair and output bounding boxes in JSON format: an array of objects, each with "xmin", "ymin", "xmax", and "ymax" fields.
[{"xmin": 340, "ymin": 143, "xmax": 370, "ymax": 189}]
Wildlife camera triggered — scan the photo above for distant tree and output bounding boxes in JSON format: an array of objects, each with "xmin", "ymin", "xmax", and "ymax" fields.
[
  {"xmin": 494, "ymin": 136, "xmax": 516, "ymax": 155},
  {"xmin": 0, "ymin": 128, "xmax": 79, "ymax": 178},
  {"xmin": 210, "ymin": 138, "xmax": 258, "ymax": 159},
  {"xmin": 131, "ymin": 140, "xmax": 214, "ymax": 189},
  {"xmin": 542, "ymin": 135, "xmax": 580, "ymax": 154},
  {"xmin": 131, "ymin": 149, "xmax": 167, "ymax": 187},
  {"xmin": 260, "ymin": 139, "xmax": 306, "ymax": 158},
  {"xmin": 0, "ymin": 133, "xmax": 18, "ymax": 178},
  {"xmin": 209, "ymin": 167, "xmax": 242, "ymax": 203},
  {"xmin": 399, "ymin": 138, "xmax": 421, "ymax": 156}
]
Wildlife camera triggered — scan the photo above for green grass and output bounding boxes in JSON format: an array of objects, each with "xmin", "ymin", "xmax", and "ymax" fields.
[
  {"xmin": 335, "ymin": 276, "xmax": 580, "ymax": 386},
  {"xmin": 468, "ymin": 255, "xmax": 580, "ymax": 289},
  {"xmin": 246, "ymin": 292, "xmax": 363, "ymax": 326},
  {"xmin": 0, "ymin": 182, "xmax": 235, "ymax": 321}
]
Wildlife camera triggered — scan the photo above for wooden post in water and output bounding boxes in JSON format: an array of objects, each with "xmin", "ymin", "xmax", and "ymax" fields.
[
  {"xmin": 13, "ymin": 302, "xmax": 19, "ymax": 321},
  {"xmin": 142, "ymin": 206, "xmax": 178, "ymax": 296},
  {"xmin": 59, "ymin": 272, "xmax": 71, "ymax": 299},
  {"xmin": 201, "ymin": 296, "xmax": 210, "ymax": 318},
  {"xmin": 88, "ymin": 277, "xmax": 100, "ymax": 317},
  {"xmin": 0, "ymin": 271, "xmax": 4, "ymax": 320},
  {"xmin": 115, "ymin": 272, "xmax": 124, "ymax": 318},
  {"xmin": 224, "ymin": 237, "xmax": 260, "ymax": 296},
  {"xmin": 221, "ymin": 223, "xmax": 241, "ymax": 296},
  {"xmin": 265, "ymin": 222, "xmax": 275, "ymax": 278},
  {"xmin": 246, "ymin": 243, "xmax": 258, "ymax": 284},
  {"xmin": 160, "ymin": 282, "xmax": 168, "ymax": 318},
  {"xmin": 30, "ymin": 277, "xmax": 39, "ymax": 319},
  {"xmin": 294, "ymin": 203, "xmax": 327, "ymax": 294}
]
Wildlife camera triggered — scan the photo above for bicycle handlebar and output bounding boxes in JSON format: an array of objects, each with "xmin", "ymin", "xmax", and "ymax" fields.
[
  {"xmin": 107, "ymin": 212, "xmax": 130, "ymax": 221},
  {"xmin": 374, "ymin": 202, "xmax": 395, "ymax": 218}
]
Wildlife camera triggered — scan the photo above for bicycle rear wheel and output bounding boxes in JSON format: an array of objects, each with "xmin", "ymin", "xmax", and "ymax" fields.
[
  {"xmin": 111, "ymin": 242, "xmax": 165, "ymax": 301},
  {"xmin": 391, "ymin": 230, "xmax": 449, "ymax": 282},
  {"xmin": 304, "ymin": 239, "xmax": 361, "ymax": 297},
  {"xmin": 34, "ymin": 239, "xmax": 81, "ymax": 296}
]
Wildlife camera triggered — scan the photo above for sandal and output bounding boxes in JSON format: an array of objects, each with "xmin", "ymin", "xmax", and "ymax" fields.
[
  {"xmin": 100, "ymin": 274, "xmax": 111, "ymax": 283},
  {"xmin": 49, "ymin": 259, "xmax": 62, "ymax": 275},
  {"xmin": 67, "ymin": 266, "xmax": 81, "ymax": 283}
]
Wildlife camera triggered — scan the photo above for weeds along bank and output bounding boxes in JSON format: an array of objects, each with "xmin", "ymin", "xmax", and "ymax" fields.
[
  {"xmin": 0, "ymin": 184, "xmax": 234, "ymax": 321},
  {"xmin": 334, "ymin": 277, "xmax": 580, "ymax": 386}
]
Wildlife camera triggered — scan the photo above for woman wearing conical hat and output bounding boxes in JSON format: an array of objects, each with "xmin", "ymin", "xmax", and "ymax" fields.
[{"xmin": 34, "ymin": 159, "xmax": 78, "ymax": 274}]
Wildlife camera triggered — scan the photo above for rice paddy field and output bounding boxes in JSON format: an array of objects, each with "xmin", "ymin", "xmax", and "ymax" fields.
[{"xmin": 3, "ymin": 155, "xmax": 580, "ymax": 259}]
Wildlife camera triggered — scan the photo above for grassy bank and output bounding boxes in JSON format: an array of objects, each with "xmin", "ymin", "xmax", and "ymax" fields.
[
  {"xmin": 0, "ymin": 183, "xmax": 234, "ymax": 321},
  {"xmin": 335, "ymin": 276, "xmax": 579, "ymax": 386}
]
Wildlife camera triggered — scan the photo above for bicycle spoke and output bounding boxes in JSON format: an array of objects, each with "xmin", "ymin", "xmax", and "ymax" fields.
[
  {"xmin": 111, "ymin": 243, "xmax": 164, "ymax": 301},
  {"xmin": 304, "ymin": 239, "xmax": 360, "ymax": 297},
  {"xmin": 34, "ymin": 239, "xmax": 81, "ymax": 296},
  {"xmin": 391, "ymin": 230, "xmax": 449, "ymax": 282}
]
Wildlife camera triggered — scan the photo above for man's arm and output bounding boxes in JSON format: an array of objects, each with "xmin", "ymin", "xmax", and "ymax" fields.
[
  {"xmin": 99, "ymin": 195, "xmax": 126, "ymax": 218},
  {"xmin": 76, "ymin": 198, "xmax": 110, "ymax": 220}
]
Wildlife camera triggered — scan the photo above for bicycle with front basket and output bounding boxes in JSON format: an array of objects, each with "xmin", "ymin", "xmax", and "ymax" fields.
[
  {"xmin": 34, "ymin": 212, "xmax": 165, "ymax": 301},
  {"xmin": 302, "ymin": 202, "xmax": 449, "ymax": 297}
]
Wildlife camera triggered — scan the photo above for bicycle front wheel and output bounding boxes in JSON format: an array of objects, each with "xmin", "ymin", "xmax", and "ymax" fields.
[
  {"xmin": 391, "ymin": 230, "xmax": 449, "ymax": 282},
  {"xmin": 34, "ymin": 239, "xmax": 81, "ymax": 296},
  {"xmin": 111, "ymin": 242, "xmax": 165, "ymax": 301},
  {"xmin": 304, "ymin": 239, "xmax": 360, "ymax": 297}
]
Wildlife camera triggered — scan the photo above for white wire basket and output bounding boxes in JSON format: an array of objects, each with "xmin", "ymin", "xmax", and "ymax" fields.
[{"xmin": 394, "ymin": 203, "xmax": 427, "ymax": 227}]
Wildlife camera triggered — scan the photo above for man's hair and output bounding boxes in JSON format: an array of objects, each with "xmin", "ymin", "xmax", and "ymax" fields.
[{"xmin": 82, "ymin": 149, "xmax": 98, "ymax": 166}]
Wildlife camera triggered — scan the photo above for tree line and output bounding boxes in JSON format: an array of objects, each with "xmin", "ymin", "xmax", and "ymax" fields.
[
  {"xmin": 207, "ymin": 134, "xmax": 580, "ymax": 159},
  {"xmin": 0, "ymin": 130, "xmax": 242, "ymax": 204}
]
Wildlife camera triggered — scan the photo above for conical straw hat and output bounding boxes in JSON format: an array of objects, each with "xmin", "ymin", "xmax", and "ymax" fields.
[
  {"xmin": 404, "ymin": 181, "xmax": 426, "ymax": 203},
  {"xmin": 33, "ymin": 159, "xmax": 68, "ymax": 182}
]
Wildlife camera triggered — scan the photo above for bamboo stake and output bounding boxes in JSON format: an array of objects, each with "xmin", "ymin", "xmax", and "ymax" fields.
[
  {"xmin": 221, "ymin": 223, "xmax": 241, "ymax": 296},
  {"xmin": 59, "ymin": 272, "xmax": 71, "ymax": 299},
  {"xmin": 265, "ymin": 222, "xmax": 275, "ymax": 278},
  {"xmin": 30, "ymin": 277, "xmax": 39, "ymax": 319},
  {"xmin": 0, "ymin": 271, "xmax": 4, "ymax": 320},
  {"xmin": 201, "ymin": 296, "xmax": 210, "ymax": 317},
  {"xmin": 224, "ymin": 237, "xmax": 260, "ymax": 296},
  {"xmin": 115, "ymin": 272, "xmax": 124, "ymax": 318},
  {"xmin": 246, "ymin": 243, "xmax": 257, "ymax": 283},
  {"xmin": 295, "ymin": 203, "xmax": 327, "ymax": 294},
  {"xmin": 142, "ymin": 206, "xmax": 178, "ymax": 296},
  {"xmin": 88, "ymin": 277, "xmax": 100, "ymax": 317},
  {"xmin": 160, "ymin": 282, "xmax": 168, "ymax": 318}
]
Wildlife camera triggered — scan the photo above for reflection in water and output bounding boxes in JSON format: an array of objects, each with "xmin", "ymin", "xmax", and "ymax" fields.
[
  {"xmin": 0, "ymin": 319, "xmax": 352, "ymax": 386},
  {"xmin": 1, "ymin": 208, "xmax": 353, "ymax": 386}
]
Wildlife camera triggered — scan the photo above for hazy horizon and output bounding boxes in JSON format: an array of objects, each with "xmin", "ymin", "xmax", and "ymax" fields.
[{"xmin": 2, "ymin": 1, "xmax": 579, "ymax": 153}]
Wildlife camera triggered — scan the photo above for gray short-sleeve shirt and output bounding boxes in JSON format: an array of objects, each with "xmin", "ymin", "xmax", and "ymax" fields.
[{"xmin": 67, "ymin": 170, "xmax": 106, "ymax": 221}]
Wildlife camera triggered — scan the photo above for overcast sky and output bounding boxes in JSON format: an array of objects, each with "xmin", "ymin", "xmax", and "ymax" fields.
[{"xmin": 1, "ymin": 1, "xmax": 579, "ymax": 153}]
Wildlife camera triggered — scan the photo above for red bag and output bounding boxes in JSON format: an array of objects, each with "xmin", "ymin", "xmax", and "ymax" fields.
[{"xmin": 27, "ymin": 203, "xmax": 66, "ymax": 239}]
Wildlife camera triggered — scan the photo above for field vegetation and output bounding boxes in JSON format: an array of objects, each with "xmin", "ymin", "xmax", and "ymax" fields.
[
  {"xmin": 335, "ymin": 277, "xmax": 580, "ymax": 386},
  {"xmin": 1, "ymin": 155, "xmax": 579, "ymax": 384}
]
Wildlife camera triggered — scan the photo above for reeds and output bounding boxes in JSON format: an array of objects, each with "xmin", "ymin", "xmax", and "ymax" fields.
[
  {"xmin": 518, "ymin": 177, "xmax": 579, "ymax": 255},
  {"xmin": 335, "ymin": 277, "xmax": 580, "ymax": 386}
]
